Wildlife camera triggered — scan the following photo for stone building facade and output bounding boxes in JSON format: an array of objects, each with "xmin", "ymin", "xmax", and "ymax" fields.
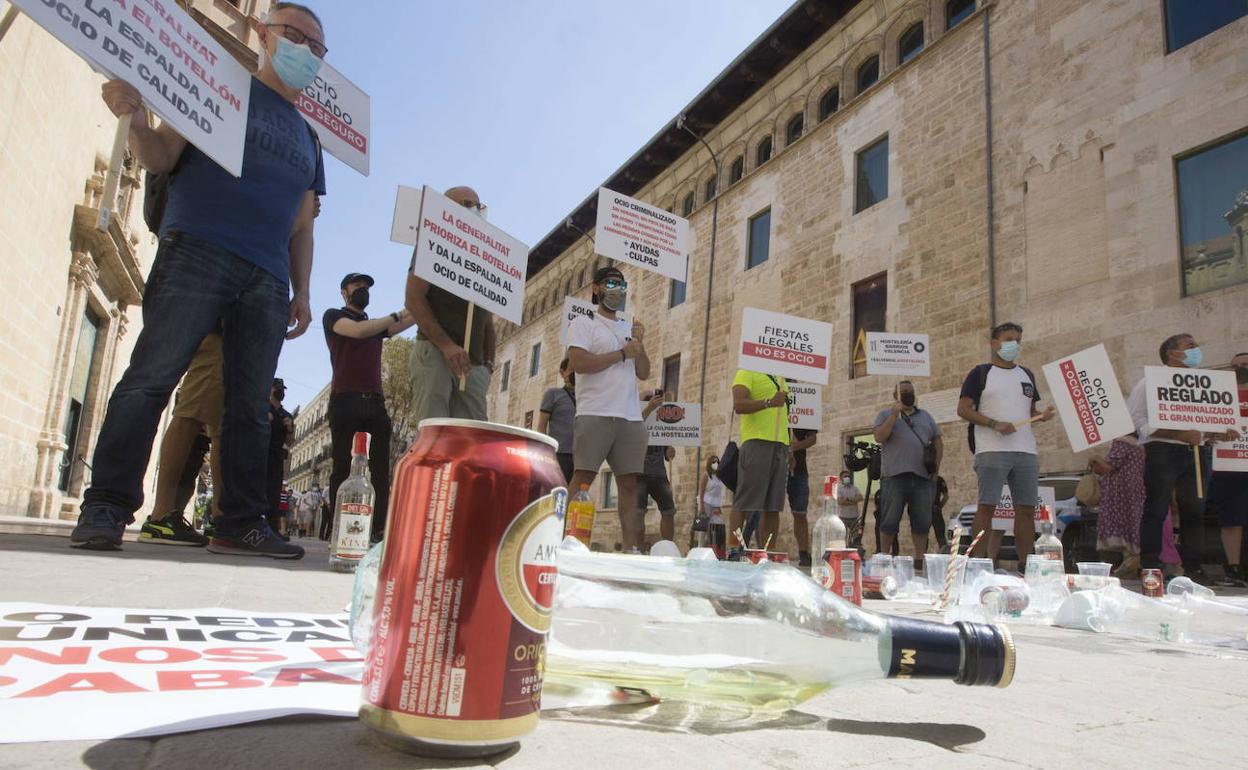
[
  {"xmin": 488, "ymin": 0, "xmax": 1248, "ymax": 554},
  {"xmin": 288, "ymin": 382, "xmax": 332, "ymax": 494}
]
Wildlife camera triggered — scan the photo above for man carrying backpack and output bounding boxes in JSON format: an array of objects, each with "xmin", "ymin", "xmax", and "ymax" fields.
[
  {"xmin": 70, "ymin": 3, "xmax": 328, "ymax": 559},
  {"xmin": 956, "ymin": 322, "xmax": 1054, "ymax": 563},
  {"xmin": 873, "ymin": 380, "xmax": 942, "ymax": 568}
]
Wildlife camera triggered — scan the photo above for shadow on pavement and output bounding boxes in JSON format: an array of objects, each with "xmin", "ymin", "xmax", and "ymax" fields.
[{"xmin": 0, "ymin": 534, "xmax": 332, "ymax": 572}]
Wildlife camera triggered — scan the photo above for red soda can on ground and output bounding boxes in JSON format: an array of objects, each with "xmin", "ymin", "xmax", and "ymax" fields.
[
  {"xmin": 1140, "ymin": 568, "xmax": 1164, "ymax": 598},
  {"xmin": 824, "ymin": 548, "xmax": 862, "ymax": 605},
  {"xmin": 766, "ymin": 551, "xmax": 790, "ymax": 564},
  {"xmin": 360, "ymin": 419, "xmax": 566, "ymax": 758},
  {"xmin": 744, "ymin": 549, "xmax": 769, "ymax": 564}
]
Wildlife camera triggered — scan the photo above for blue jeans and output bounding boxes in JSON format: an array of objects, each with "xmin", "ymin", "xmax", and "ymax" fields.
[{"xmin": 83, "ymin": 232, "xmax": 289, "ymax": 533}]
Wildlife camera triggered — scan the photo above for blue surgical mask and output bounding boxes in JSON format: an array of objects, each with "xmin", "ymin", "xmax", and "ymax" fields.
[
  {"xmin": 1182, "ymin": 347, "xmax": 1203, "ymax": 368},
  {"xmin": 270, "ymin": 36, "xmax": 322, "ymax": 90},
  {"xmin": 998, "ymin": 340, "xmax": 1021, "ymax": 362}
]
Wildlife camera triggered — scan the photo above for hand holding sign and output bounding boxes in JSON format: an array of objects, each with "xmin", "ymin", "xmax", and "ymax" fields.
[{"xmin": 101, "ymin": 79, "xmax": 146, "ymax": 120}]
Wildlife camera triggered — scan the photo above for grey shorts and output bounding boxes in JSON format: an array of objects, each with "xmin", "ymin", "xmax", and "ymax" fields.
[
  {"xmin": 734, "ymin": 439, "xmax": 789, "ymax": 514},
  {"xmin": 573, "ymin": 416, "xmax": 646, "ymax": 476},
  {"xmin": 975, "ymin": 451, "xmax": 1040, "ymax": 507},
  {"xmin": 880, "ymin": 473, "xmax": 934, "ymax": 534}
]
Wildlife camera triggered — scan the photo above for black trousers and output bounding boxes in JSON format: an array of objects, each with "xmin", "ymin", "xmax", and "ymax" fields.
[
  {"xmin": 1141, "ymin": 442, "xmax": 1207, "ymax": 572},
  {"xmin": 328, "ymin": 393, "xmax": 393, "ymax": 541}
]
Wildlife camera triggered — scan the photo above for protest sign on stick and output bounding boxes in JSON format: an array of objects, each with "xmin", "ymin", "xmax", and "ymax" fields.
[
  {"xmin": 644, "ymin": 402, "xmax": 702, "ymax": 447},
  {"xmin": 98, "ymin": 112, "xmax": 132, "ymax": 230},
  {"xmin": 788, "ymin": 382, "xmax": 822, "ymax": 430},
  {"xmin": 865, "ymin": 333, "xmax": 930, "ymax": 377},
  {"xmin": 1041, "ymin": 344, "xmax": 1135, "ymax": 453},
  {"xmin": 738, "ymin": 308, "xmax": 833, "ymax": 385},
  {"xmin": 594, "ymin": 188, "xmax": 691, "ymax": 282},
  {"xmin": 295, "ymin": 59, "xmax": 370, "ymax": 175},
  {"xmin": 1144, "ymin": 366, "xmax": 1239, "ymax": 497}
]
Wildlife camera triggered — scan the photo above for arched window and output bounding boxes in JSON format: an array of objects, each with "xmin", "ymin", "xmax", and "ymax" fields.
[
  {"xmin": 946, "ymin": 0, "xmax": 975, "ymax": 30},
  {"xmin": 899, "ymin": 22, "xmax": 924, "ymax": 64},
  {"xmin": 785, "ymin": 113, "xmax": 804, "ymax": 146},
  {"xmin": 756, "ymin": 135, "xmax": 773, "ymax": 166},
  {"xmin": 682, "ymin": 191, "xmax": 695, "ymax": 217},
  {"xmin": 729, "ymin": 155, "xmax": 744, "ymax": 185},
  {"xmin": 704, "ymin": 175, "xmax": 718, "ymax": 202},
  {"xmin": 818, "ymin": 87, "xmax": 839, "ymax": 122},
  {"xmin": 857, "ymin": 55, "xmax": 880, "ymax": 93}
]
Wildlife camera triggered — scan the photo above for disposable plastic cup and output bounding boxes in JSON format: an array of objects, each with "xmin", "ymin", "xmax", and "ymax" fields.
[
  {"xmin": 894, "ymin": 556, "xmax": 915, "ymax": 593},
  {"xmin": 1077, "ymin": 562, "xmax": 1112, "ymax": 577},
  {"xmin": 865, "ymin": 554, "xmax": 894, "ymax": 579},
  {"xmin": 965, "ymin": 558, "xmax": 994, "ymax": 584},
  {"xmin": 925, "ymin": 554, "xmax": 951, "ymax": 593}
]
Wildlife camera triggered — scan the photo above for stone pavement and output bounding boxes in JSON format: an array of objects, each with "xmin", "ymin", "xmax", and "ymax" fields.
[{"xmin": 1, "ymin": 532, "xmax": 1247, "ymax": 769}]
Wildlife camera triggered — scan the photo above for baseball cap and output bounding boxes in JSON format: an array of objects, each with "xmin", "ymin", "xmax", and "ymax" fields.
[
  {"xmin": 593, "ymin": 266, "xmax": 625, "ymax": 284},
  {"xmin": 340, "ymin": 272, "xmax": 375, "ymax": 289}
]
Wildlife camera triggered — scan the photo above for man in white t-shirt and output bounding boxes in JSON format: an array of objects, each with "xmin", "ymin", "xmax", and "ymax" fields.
[
  {"xmin": 957, "ymin": 322, "xmax": 1055, "ymax": 562},
  {"xmin": 566, "ymin": 266, "xmax": 651, "ymax": 551}
]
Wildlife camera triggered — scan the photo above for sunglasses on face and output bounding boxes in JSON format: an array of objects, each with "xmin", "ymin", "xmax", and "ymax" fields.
[
  {"xmin": 460, "ymin": 199, "xmax": 486, "ymax": 211},
  {"xmin": 601, "ymin": 278, "xmax": 627, "ymax": 290},
  {"xmin": 265, "ymin": 23, "xmax": 328, "ymax": 58}
]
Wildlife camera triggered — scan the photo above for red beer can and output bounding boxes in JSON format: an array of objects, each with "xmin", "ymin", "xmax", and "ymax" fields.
[
  {"xmin": 824, "ymin": 548, "xmax": 862, "ymax": 606},
  {"xmin": 1140, "ymin": 568, "xmax": 1164, "ymax": 598},
  {"xmin": 360, "ymin": 419, "xmax": 566, "ymax": 758}
]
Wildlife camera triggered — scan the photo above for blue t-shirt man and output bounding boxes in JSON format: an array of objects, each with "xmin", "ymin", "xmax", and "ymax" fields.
[{"xmin": 160, "ymin": 78, "xmax": 327, "ymax": 281}]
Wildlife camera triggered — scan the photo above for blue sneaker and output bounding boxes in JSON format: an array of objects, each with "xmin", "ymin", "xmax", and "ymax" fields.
[
  {"xmin": 70, "ymin": 507, "xmax": 125, "ymax": 551},
  {"xmin": 207, "ymin": 521, "xmax": 304, "ymax": 560}
]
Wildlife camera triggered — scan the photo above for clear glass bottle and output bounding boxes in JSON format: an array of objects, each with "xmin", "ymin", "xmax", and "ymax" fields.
[
  {"xmin": 330, "ymin": 432, "xmax": 375, "ymax": 573},
  {"xmin": 810, "ymin": 475, "xmax": 847, "ymax": 584},
  {"xmin": 1034, "ymin": 506, "xmax": 1063, "ymax": 565}
]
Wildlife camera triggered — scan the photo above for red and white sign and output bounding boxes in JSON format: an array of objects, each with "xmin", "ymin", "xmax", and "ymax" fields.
[
  {"xmin": 788, "ymin": 382, "xmax": 822, "ymax": 430},
  {"xmin": 865, "ymin": 333, "xmax": 930, "ymax": 377},
  {"xmin": 644, "ymin": 402, "xmax": 702, "ymax": 447},
  {"xmin": 409, "ymin": 186, "xmax": 529, "ymax": 325},
  {"xmin": 1042, "ymin": 344, "xmax": 1135, "ymax": 453},
  {"xmin": 738, "ymin": 308, "xmax": 833, "ymax": 385},
  {"xmin": 296, "ymin": 60, "xmax": 369, "ymax": 176},
  {"xmin": 1144, "ymin": 367, "xmax": 1240, "ymax": 433},
  {"xmin": 559, "ymin": 296, "xmax": 631, "ymax": 348},
  {"xmin": 12, "ymin": 0, "xmax": 251, "ymax": 175},
  {"xmin": 594, "ymin": 188, "xmax": 692, "ymax": 282},
  {"xmin": 1214, "ymin": 387, "xmax": 1248, "ymax": 472},
  {"xmin": 992, "ymin": 486, "xmax": 1058, "ymax": 532}
]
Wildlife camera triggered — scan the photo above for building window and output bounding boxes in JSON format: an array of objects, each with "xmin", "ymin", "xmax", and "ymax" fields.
[
  {"xmin": 747, "ymin": 209, "xmax": 771, "ymax": 269},
  {"xmin": 524, "ymin": 410, "xmax": 534, "ymax": 429},
  {"xmin": 785, "ymin": 113, "xmax": 804, "ymax": 146},
  {"xmin": 1165, "ymin": 0, "xmax": 1246, "ymax": 52},
  {"xmin": 946, "ymin": 0, "xmax": 975, "ymax": 30},
  {"xmin": 601, "ymin": 471, "xmax": 618, "ymax": 509},
  {"xmin": 1176, "ymin": 131, "xmax": 1248, "ymax": 297},
  {"xmin": 529, "ymin": 342, "xmax": 541, "ymax": 377},
  {"xmin": 500, "ymin": 360, "xmax": 511, "ymax": 392},
  {"xmin": 59, "ymin": 308, "xmax": 101, "ymax": 492},
  {"xmin": 818, "ymin": 87, "xmax": 839, "ymax": 122},
  {"xmin": 729, "ymin": 155, "xmax": 744, "ymax": 185},
  {"xmin": 851, "ymin": 273, "xmax": 887, "ymax": 378},
  {"xmin": 682, "ymin": 191, "xmax": 695, "ymax": 217},
  {"xmin": 756, "ymin": 135, "xmax": 773, "ymax": 166},
  {"xmin": 857, "ymin": 55, "xmax": 880, "ymax": 93},
  {"xmin": 661, "ymin": 354, "xmax": 682, "ymax": 398},
  {"xmin": 855, "ymin": 135, "xmax": 889, "ymax": 213},
  {"xmin": 669, "ymin": 277, "xmax": 686, "ymax": 308},
  {"xmin": 704, "ymin": 175, "xmax": 717, "ymax": 202},
  {"xmin": 898, "ymin": 22, "xmax": 924, "ymax": 64}
]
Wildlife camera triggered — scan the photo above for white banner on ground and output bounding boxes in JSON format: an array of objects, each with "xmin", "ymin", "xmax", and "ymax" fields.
[
  {"xmin": 0, "ymin": 604, "xmax": 360, "ymax": 744},
  {"xmin": 594, "ymin": 187, "xmax": 691, "ymax": 282},
  {"xmin": 409, "ymin": 186, "xmax": 529, "ymax": 325},
  {"xmin": 13, "ymin": 0, "xmax": 251, "ymax": 176},
  {"xmin": 991, "ymin": 486, "xmax": 1058, "ymax": 532},
  {"xmin": 788, "ymin": 382, "xmax": 822, "ymax": 430},
  {"xmin": 559, "ymin": 296, "xmax": 631, "ymax": 348},
  {"xmin": 1041, "ymin": 344, "xmax": 1135, "ymax": 453},
  {"xmin": 644, "ymin": 402, "xmax": 701, "ymax": 447},
  {"xmin": 865, "ymin": 332, "xmax": 930, "ymax": 377},
  {"xmin": 295, "ymin": 60, "xmax": 369, "ymax": 175},
  {"xmin": 1144, "ymin": 366, "xmax": 1240, "ymax": 433},
  {"xmin": 738, "ymin": 307, "xmax": 833, "ymax": 385}
]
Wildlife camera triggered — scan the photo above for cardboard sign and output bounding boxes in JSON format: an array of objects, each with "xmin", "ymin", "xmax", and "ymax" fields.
[
  {"xmin": 644, "ymin": 402, "xmax": 702, "ymax": 447},
  {"xmin": 1144, "ymin": 366, "xmax": 1240, "ymax": 433},
  {"xmin": 865, "ymin": 332, "xmax": 930, "ymax": 377},
  {"xmin": 992, "ymin": 486, "xmax": 1058, "ymax": 532},
  {"xmin": 13, "ymin": 0, "xmax": 251, "ymax": 176},
  {"xmin": 1214, "ymin": 435, "xmax": 1248, "ymax": 472},
  {"xmin": 296, "ymin": 60, "xmax": 369, "ymax": 175},
  {"xmin": 594, "ymin": 188, "xmax": 691, "ymax": 282},
  {"xmin": 559, "ymin": 296, "xmax": 631, "ymax": 348},
  {"xmin": 409, "ymin": 186, "xmax": 529, "ymax": 325},
  {"xmin": 788, "ymin": 382, "xmax": 822, "ymax": 430},
  {"xmin": 1042, "ymin": 344, "xmax": 1135, "ymax": 453},
  {"xmin": 738, "ymin": 307, "xmax": 833, "ymax": 385}
]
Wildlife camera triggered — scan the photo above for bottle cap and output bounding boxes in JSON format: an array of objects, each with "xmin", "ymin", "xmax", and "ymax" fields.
[
  {"xmin": 882, "ymin": 618, "xmax": 1015, "ymax": 688},
  {"xmin": 823, "ymin": 475, "xmax": 838, "ymax": 497},
  {"xmin": 353, "ymin": 432, "xmax": 369, "ymax": 456},
  {"xmin": 579, "ymin": 483, "xmax": 590, "ymax": 491}
]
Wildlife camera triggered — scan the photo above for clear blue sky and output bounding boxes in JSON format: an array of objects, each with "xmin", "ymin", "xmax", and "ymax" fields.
[{"xmin": 276, "ymin": 0, "xmax": 793, "ymax": 411}]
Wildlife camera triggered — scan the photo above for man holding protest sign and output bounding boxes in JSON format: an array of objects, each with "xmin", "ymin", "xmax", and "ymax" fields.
[
  {"xmin": 874, "ymin": 380, "xmax": 942, "ymax": 567},
  {"xmin": 731, "ymin": 370, "xmax": 791, "ymax": 555},
  {"xmin": 71, "ymin": 3, "xmax": 328, "ymax": 558},
  {"xmin": 957, "ymin": 323, "xmax": 1055, "ymax": 562}
]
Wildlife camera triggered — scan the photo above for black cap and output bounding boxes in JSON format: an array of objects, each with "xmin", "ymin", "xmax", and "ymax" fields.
[
  {"xmin": 273, "ymin": 378, "xmax": 285, "ymax": 387},
  {"xmin": 340, "ymin": 272, "xmax": 375, "ymax": 290},
  {"xmin": 593, "ymin": 266, "xmax": 625, "ymax": 284}
]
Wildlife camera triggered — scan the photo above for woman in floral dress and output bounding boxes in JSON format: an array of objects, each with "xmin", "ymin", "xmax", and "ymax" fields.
[{"xmin": 1089, "ymin": 434, "xmax": 1145, "ymax": 575}]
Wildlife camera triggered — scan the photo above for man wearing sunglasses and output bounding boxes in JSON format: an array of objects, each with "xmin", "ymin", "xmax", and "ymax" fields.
[
  {"xmin": 566, "ymin": 267, "xmax": 651, "ymax": 552},
  {"xmin": 406, "ymin": 186, "xmax": 497, "ymax": 428},
  {"xmin": 72, "ymin": 3, "xmax": 328, "ymax": 558}
]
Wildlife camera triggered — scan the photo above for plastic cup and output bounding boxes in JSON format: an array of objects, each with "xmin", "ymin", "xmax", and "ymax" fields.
[
  {"xmin": 1077, "ymin": 562, "xmax": 1112, "ymax": 577},
  {"xmin": 964, "ymin": 558, "xmax": 994, "ymax": 583},
  {"xmin": 894, "ymin": 556, "xmax": 915, "ymax": 594},
  {"xmin": 925, "ymin": 554, "xmax": 951, "ymax": 594},
  {"xmin": 865, "ymin": 554, "xmax": 894, "ymax": 579}
]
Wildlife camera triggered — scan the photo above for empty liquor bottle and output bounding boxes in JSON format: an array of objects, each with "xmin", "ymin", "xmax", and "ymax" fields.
[
  {"xmin": 810, "ymin": 475, "xmax": 847, "ymax": 584},
  {"xmin": 330, "ymin": 432, "xmax": 375, "ymax": 573},
  {"xmin": 1034, "ymin": 505, "xmax": 1063, "ymax": 565}
]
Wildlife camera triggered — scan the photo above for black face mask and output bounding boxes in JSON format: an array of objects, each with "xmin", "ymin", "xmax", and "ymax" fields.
[
  {"xmin": 900, "ymin": 392, "xmax": 916, "ymax": 407},
  {"xmin": 273, "ymin": 389, "xmax": 286, "ymax": 401},
  {"xmin": 349, "ymin": 287, "xmax": 370, "ymax": 310}
]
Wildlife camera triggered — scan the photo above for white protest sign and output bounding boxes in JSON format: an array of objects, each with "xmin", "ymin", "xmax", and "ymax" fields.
[
  {"xmin": 788, "ymin": 382, "xmax": 822, "ymax": 430},
  {"xmin": 559, "ymin": 296, "xmax": 631, "ymax": 348},
  {"xmin": 0, "ymin": 604, "xmax": 360, "ymax": 743},
  {"xmin": 738, "ymin": 307, "xmax": 833, "ymax": 385},
  {"xmin": 1144, "ymin": 366, "xmax": 1240, "ymax": 433},
  {"xmin": 13, "ymin": 0, "xmax": 250, "ymax": 176},
  {"xmin": 1213, "ymin": 433, "xmax": 1248, "ymax": 472},
  {"xmin": 296, "ymin": 59, "xmax": 369, "ymax": 175},
  {"xmin": 410, "ymin": 186, "xmax": 529, "ymax": 325},
  {"xmin": 390, "ymin": 184, "xmax": 423, "ymax": 244},
  {"xmin": 992, "ymin": 486, "xmax": 1058, "ymax": 532},
  {"xmin": 644, "ymin": 402, "xmax": 702, "ymax": 447},
  {"xmin": 865, "ymin": 332, "xmax": 930, "ymax": 377},
  {"xmin": 594, "ymin": 187, "xmax": 691, "ymax": 282},
  {"xmin": 1041, "ymin": 344, "xmax": 1135, "ymax": 453}
]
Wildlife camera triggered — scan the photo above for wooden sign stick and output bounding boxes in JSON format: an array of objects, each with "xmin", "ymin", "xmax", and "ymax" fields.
[
  {"xmin": 97, "ymin": 113, "xmax": 132, "ymax": 231},
  {"xmin": 459, "ymin": 302, "xmax": 475, "ymax": 390},
  {"xmin": 1194, "ymin": 445, "xmax": 1204, "ymax": 499}
]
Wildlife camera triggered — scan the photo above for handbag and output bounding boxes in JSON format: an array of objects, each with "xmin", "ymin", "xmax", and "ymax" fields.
[
  {"xmin": 716, "ymin": 376, "xmax": 786, "ymax": 492},
  {"xmin": 899, "ymin": 410, "xmax": 939, "ymax": 475},
  {"xmin": 1075, "ymin": 472, "xmax": 1101, "ymax": 507}
]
